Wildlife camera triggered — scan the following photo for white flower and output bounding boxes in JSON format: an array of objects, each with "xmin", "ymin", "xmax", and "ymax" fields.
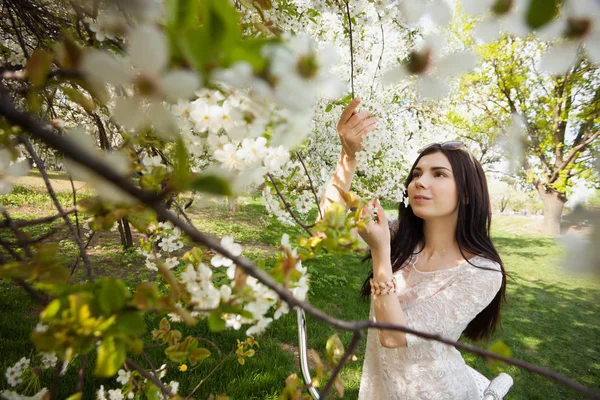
[
  {"xmin": 87, "ymin": 8, "xmax": 126, "ymax": 42},
  {"xmin": 263, "ymin": 146, "xmax": 290, "ymax": 172},
  {"xmin": 190, "ymin": 101, "xmax": 223, "ymax": 134},
  {"xmin": 237, "ymin": 137, "xmax": 268, "ymax": 167},
  {"xmin": 383, "ymin": 34, "xmax": 478, "ymax": 99},
  {"xmin": 108, "ymin": 389, "xmax": 124, "ymax": 400},
  {"xmin": 211, "ymin": 236, "xmax": 242, "ymax": 267},
  {"xmin": 34, "ymin": 323, "xmax": 48, "ymax": 333},
  {"xmin": 220, "ymin": 284, "xmax": 232, "ymax": 301},
  {"xmin": 116, "ymin": 369, "xmax": 131, "ymax": 385},
  {"xmin": 97, "ymin": 385, "xmax": 107, "ymax": 400},
  {"xmin": 4, "ymin": 367, "xmax": 21, "ymax": 387},
  {"xmin": 538, "ymin": 0, "xmax": 600, "ymax": 74},
  {"xmin": 158, "ymin": 364, "xmax": 167, "ymax": 379},
  {"xmin": 164, "ymin": 257, "xmax": 179, "ymax": 270},
  {"xmin": 463, "ymin": 0, "xmax": 531, "ymax": 43},
  {"xmin": 246, "ymin": 317, "xmax": 273, "ymax": 336},
  {"xmin": 1, "ymin": 388, "xmax": 48, "ymax": 400},
  {"xmin": 40, "ymin": 353, "xmax": 57, "ymax": 369},
  {"xmin": 214, "ymin": 143, "xmax": 241, "ymax": 170},
  {"xmin": 82, "ymin": 25, "xmax": 201, "ymax": 137},
  {"xmin": 168, "ymin": 381, "xmax": 180, "ymax": 395},
  {"xmin": 0, "ymin": 149, "xmax": 29, "ymax": 195}
]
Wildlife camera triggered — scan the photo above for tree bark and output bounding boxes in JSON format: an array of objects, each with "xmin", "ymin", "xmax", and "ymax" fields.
[
  {"xmin": 228, "ymin": 196, "xmax": 238, "ymax": 214},
  {"xmin": 535, "ymin": 183, "xmax": 567, "ymax": 235}
]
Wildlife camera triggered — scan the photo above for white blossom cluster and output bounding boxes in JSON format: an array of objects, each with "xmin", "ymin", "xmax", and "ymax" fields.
[
  {"xmin": 0, "ymin": 388, "xmax": 48, "ymax": 400},
  {"xmin": 4, "ymin": 358, "xmax": 29, "ymax": 387},
  {"xmin": 137, "ymin": 222, "xmax": 184, "ymax": 272},
  {"xmin": 97, "ymin": 365, "xmax": 178, "ymax": 400}
]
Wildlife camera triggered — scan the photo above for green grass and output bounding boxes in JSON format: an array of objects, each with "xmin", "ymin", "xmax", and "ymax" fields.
[{"xmin": 0, "ymin": 197, "xmax": 599, "ymax": 399}]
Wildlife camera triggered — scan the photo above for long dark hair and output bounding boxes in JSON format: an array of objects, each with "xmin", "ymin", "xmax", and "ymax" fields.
[{"xmin": 360, "ymin": 144, "xmax": 510, "ymax": 343}]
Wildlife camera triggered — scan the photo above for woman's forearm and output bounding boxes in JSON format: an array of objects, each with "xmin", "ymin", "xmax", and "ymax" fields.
[
  {"xmin": 372, "ymin": 247, "xmax": 409, "ymax": 348},
  {"xmin": 316, "ymin": 151, "xmax": 357, "ymax": 222}
]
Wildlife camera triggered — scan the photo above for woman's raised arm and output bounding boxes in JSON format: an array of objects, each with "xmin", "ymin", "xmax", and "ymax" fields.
[{"xmin": 316, "ymin": 97, "xmax": 377, "ymax": 222}]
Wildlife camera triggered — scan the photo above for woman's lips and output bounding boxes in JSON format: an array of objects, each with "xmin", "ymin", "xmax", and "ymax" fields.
[{"xmin": 413, "ymin": 196, "xmax": 431, "ymax": 202}]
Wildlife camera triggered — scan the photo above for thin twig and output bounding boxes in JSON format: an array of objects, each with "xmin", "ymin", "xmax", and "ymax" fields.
[
  {"xmin": 294, "ymin": 151, "xmax": 323, "ymax": 221},
  {"xmin": 369, "ymin": 11, "xmax": 385, "ymax": 101},
  {"xmin": 345, "ymin": 0, "xmax": 355, "ymax": 98},
  {"xmin": 20, "ymin": 137, "xmax": 95, "ymax": 281},
  {"xmin": 319, "ymin": 331, "xmax": 363, "ymax": 399},
  {"xmin": 125, "ymin": 358, "xmax": 171, "ymax": 397},
  {"xmin": 185, "ymin": 348, "xmax": 235, "ymax": 400},
  {"xmin": 266, "ymin": 173, "xmax": 313, "ymax": 235},
  {"xmin": 0, "ymin": 208, "xmax": 76, "ymax": 228}
]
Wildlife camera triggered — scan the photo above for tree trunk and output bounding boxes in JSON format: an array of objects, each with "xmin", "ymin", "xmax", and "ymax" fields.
[
  {"xmin": 228, "ymin": 196, "xmax": 238, "ymax": 213},
  {"xmin": 535, "ymin": 183, "xmax": 567, "ymax": 235}
]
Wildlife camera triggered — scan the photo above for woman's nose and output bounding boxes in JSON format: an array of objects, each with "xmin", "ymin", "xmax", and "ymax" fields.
[{"xmin": 415, "ymin": 179, "xmax": 428, "ymax": 189}]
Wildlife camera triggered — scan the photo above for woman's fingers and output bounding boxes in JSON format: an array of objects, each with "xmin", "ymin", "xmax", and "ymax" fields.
[
  {"xmin": 347, "ymin": 111, "xmax": 372, "ymax": 128},
  {"xmin": 354, "ymin": 118, "xmax": 377, "ymax": 135},
  {"xmin": 338, "ymin": 97, "xmax": 361, "ymax": 127}
]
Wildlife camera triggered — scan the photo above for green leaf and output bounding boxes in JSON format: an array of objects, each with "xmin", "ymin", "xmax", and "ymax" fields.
[
  {"xmin": 486, "ymin": 339, "xmax": 512, "ymax": 374},
  {"xmin": 97, "ymin": 278, "xmax": 128, "ymax": 315},
  {"xmin": 208, "ymin": 311, "xmax": 226, "ymax": 332},
  {"xmin": 166, "ymin": 0, "xmax": 201, "ymax": 31},
  {"xmin": 66, "ymin": 393, "xmax": 82, "ymax": 400},
  {"xmin": 41, "ymin": 298, "xmax": 63, "ymax": 320},
  {"xmin": 27, "ymin": 49, "xmax": 54, "ymax": 88},
  {"xmin": 325, "ymin": 333, "xmax": 344, "ymax": 367},
  {"xmin": 189, "ymin": 174, "xmax": 233, "ymax": 196},
  {"xmin": 94, "ymin": 336, "xmax": 126, "ymax": 377},
  {"xmin": 526, "ymin": 0, "xmax": 560, "ymax": 29},
  {"xmin": 62, "ymin": 87, "xmax": 96, "ymax": 113},
  {"xmin": 115, "ymin": 311, "xmax": 147, "ymax": 337},
  {"xmin": 325, "ymin": 103, "xmax": 333, "ymax": 112},
  {"xmin": 190, "ymin": 347, "xmax": 211, "ymax": 365},
  {"xmin": 180, "ymin": 26, "xmax": 211, "ymax": 74}
]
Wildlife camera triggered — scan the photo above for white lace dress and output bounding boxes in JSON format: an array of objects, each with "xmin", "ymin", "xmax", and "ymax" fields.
[{"xmin": 357, "ymin": 249, "xmax": 503, "ymax": 400}]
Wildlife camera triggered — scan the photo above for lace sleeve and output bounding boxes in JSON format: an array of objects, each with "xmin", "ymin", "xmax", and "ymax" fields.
[{"xmin": 403, "ymin": 261, "xmax": 503, "ymax": 347}]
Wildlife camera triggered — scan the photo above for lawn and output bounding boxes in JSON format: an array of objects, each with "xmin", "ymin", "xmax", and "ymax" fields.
[{"xmin": 0, "ymin": 184, "xmax": 599, "ymax": 399}]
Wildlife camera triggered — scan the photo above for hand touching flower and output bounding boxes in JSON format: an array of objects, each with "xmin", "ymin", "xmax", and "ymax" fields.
[{"xmin": 357, "ymin": 198, "xmax": 390, "ymax": 253}]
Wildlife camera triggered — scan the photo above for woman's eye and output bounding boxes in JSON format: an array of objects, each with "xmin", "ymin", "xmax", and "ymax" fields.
[{"xmin": 435, "ymin": 172, "xmax": 446, "ymax": 177}]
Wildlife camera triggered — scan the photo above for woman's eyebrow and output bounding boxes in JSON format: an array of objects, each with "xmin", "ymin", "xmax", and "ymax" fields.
[{"xmin": 413, "ymin": 166, "xmax": 452, "ymax": 172}]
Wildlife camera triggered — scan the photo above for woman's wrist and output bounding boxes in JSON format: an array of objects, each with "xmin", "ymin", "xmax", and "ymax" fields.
[
  {"xmin": 371, "ymin": 246, "xmax": 393, "ymax": 281},
  {"xmin": 340, "ymin": 150, "xmax": 357, "ymax": 166}
]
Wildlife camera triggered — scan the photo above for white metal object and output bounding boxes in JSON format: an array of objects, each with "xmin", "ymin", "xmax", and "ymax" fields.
[{"xmin": 296, "ymin": 308, "xmax": 513, "ymax": 399}]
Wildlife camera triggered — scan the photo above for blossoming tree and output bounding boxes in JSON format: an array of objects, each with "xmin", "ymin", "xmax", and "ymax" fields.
[{"xmin": 0, "ymin": 0, "xmax": 599, "ymax": 399}]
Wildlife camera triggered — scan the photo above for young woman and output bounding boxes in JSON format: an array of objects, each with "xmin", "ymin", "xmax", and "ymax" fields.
[{"xmin": 318, "ymin": 98, "xmax": 508, "ymax": 399}]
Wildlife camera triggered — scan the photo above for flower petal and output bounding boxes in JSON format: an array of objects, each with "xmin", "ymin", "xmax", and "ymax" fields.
[
  {"xmin": 416, "ymin": 75, "xmax": 450, "ymax": 99},
  {"xmin": 584, "ymin": 35, "xmax": 600, "ymax": 64},
  {"xmin": 113, "ymin": 97, "xmax": 147, "ymax": 132},
  {"xmin": 539, "ymin": 42, "xmax": 580, "ymax": 75},
  {"xmin": 472, "ymin": 19, "xmax": 502, "ymax": 43},
  {"xmin": 148, "ymin": 102, "xmax": 179, "ymax": 138},
  {"xmin": 161, "ymin": 70, "xmax": 202, "ymax": 101},
  {"xmin": 382, "ymin": 66, "xmax": 409, "ymax": 87},
  {"xmin": 436, "ymin": 51, "xmax": 478, "ymax": 79},
  {"xmin": 129, "ymin": 25, "xmax": 168, "ymax": 75},
  {"xmin": 82, "ymin": 49, "xmax": 133, "ymax": 86}
]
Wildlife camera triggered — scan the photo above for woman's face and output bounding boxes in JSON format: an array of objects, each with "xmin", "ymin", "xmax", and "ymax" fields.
[{"xmin": 407, "ymin": 152, "xmax": 459, "ymax": 220}]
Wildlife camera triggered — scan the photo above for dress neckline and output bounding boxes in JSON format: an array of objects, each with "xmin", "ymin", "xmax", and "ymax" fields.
[{"xmin": 412, "ymin": 255, "xmax": 479, "ymax": 274}]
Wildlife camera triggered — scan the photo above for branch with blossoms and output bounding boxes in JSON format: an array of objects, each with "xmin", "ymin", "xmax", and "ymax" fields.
[
  {"xmin": 1, "ymin": 88, "xmax": 599, "ymax": 400},
  {"xmin": 0, "ymin": 0, "xmax": 599, "ymax": 399}
]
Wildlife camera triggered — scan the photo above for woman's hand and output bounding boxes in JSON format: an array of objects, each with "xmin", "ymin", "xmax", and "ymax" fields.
[
  {"xmin": 357, "ymin": 198, "xmax": 390, "ymax": 254},
  {"xmin": 337, "ymin": 97, "xmax": 377, "ymax": 159}
]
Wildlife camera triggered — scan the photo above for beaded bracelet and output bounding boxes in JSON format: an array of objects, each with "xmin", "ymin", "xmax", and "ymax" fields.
[{"xmin": 370, "ymin": 277, "xmax": 397, "ymax": 295}]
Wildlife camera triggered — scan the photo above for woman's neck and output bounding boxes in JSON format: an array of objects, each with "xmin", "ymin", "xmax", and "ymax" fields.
[{"xmin": 420, "ymin": 216, "xmax": 459, "ymax": 261}]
